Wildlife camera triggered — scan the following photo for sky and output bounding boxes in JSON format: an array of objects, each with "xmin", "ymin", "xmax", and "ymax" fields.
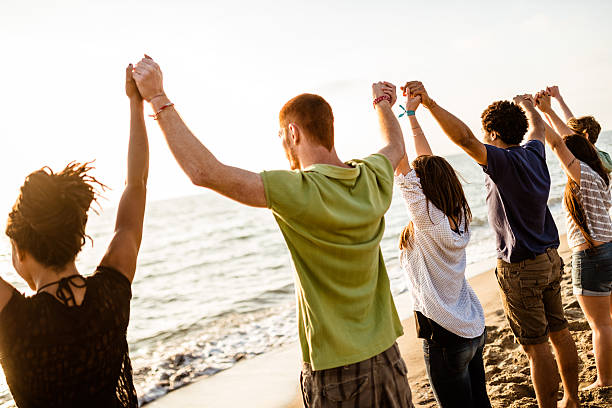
[{"xmin": 1, "ymin": 0, "xmax": 611, "ymax": 211}]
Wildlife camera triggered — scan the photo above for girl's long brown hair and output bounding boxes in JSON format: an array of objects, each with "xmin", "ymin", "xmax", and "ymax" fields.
[
  {"xmin": 563, "ymin": 134, "xmax": 610, "ymax": 248},
  {"xmin": 399, "ymin": 155, "xmax": 472, "ymax": 250}
]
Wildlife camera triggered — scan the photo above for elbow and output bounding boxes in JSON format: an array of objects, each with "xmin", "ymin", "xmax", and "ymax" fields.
[{"xmin": 188, "ymin": 168, "xmax": 210, "ymax": 188}]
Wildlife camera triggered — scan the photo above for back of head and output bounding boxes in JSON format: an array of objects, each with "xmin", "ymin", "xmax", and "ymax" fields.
[
  {"xmin": 481, "ymin": 100, "xmax": 528, "ymax": 145},
  {"xmin": 279, "ymin": 93, "xmax": 334, "ymax": 151},
  {"xmin": 399, "ymin": 155, "xmax": 472, "ymax": 250},
  {"xmin": 567, "ymin": 116, "xmax": 601, "ymax": 144},
  {"xmin": 6, "ymin": 162, "xmax": 102, "ymax": 269}
]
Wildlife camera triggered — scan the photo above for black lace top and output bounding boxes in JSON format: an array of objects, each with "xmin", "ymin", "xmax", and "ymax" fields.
[{"xmin": 0, "ymin": 266, "xmax": 138, "ymax": 408}]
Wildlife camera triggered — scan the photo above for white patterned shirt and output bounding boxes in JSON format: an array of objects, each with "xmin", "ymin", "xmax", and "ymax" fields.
[
  {"xmin": 566, "ymin": 161, "xmax": 612, "ymax": 248},
  {"xmin": 395, "ymin": 170, "xmax": 485, "ymax": 339}
]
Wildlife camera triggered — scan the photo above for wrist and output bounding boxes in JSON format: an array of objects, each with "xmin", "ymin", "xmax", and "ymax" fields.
[
  {"xmin": 373, "ymin": 94, "xmax": 391, "ymax": 109},
  {"xmin": 129, "ymin": 96, "xmax": 143, "ymax": 104},
  {"xmin": 150, "ymin": 94, "xmax": 171, "ymax": 111},
  {"xmin": 374, "ymin": 99, "xmax": 391, "ymax": 110}
]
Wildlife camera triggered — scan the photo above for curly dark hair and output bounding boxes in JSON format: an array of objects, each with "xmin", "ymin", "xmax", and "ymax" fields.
[
  {"xmin": 6, "ymin": 162, "xmax": 104, "ymax": 269},
  {"xmin": 481, "ymin": 101, "xmax": 529, "ymax": 145}
]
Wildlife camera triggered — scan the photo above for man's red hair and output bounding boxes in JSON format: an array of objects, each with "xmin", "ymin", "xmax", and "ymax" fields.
[{"xmin": 279, "ymin": 94, "xmax": 334, "ymax": 151}]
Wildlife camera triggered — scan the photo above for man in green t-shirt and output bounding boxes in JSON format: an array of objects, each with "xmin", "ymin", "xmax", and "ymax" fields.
[{"xmin": 131, "ymin": 56, "xmax": 414, "ymax": 407}]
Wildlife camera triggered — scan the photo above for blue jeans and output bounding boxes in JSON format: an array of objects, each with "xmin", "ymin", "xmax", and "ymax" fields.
[{"xmin": 422, "ymin": 330, "xmax": 491, "ymax": 408}]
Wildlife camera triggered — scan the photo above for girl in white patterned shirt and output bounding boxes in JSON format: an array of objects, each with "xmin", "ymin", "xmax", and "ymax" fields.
[
  {"xmin": 536, "ymin": 90, "xmax": 612, "ymax": 390},
  {"xmin": 394, "ymin": 84, "xmax": 490, "ymax": 408}
]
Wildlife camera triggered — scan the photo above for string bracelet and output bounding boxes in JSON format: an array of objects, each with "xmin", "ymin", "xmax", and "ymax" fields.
[
  {"xmin": 398, "ymin": 105, "xmax": 416, "ymax": 118},
  {"xmin": 373, "ymin": 95, "xmax": 391, "ymax": 108},
  {"xmin": 149, "ymin": 102, "xmax": 174, "ymax": 120}
]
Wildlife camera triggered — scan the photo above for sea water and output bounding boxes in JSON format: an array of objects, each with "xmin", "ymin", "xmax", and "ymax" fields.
[{"xmin": 0, "ymin": 133, "xmax": 609, "ymax": 406}]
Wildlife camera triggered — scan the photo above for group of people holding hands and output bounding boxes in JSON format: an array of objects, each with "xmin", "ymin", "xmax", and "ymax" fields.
[{"xmin": 0, "ymin": 55, "xmax": 609, "ymax": 408}]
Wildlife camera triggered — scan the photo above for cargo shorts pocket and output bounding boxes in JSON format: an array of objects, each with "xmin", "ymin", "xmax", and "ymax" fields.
[
  {"xmin": 519, "ymin": 276, "xmax": 549, "ymax": 309},
  {"xmin": 323, "ymin": 374, "xmax": 369, "ymax": 402}
]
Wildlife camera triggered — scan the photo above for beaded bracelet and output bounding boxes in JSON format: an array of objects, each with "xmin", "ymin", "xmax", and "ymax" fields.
[
  {"xmin": 373, "ymin": 94, "xmax": 391, "ymax": 108},
  {"xmin": 149, "ymin": 102, "xmax": 174, "ymax": 120}
]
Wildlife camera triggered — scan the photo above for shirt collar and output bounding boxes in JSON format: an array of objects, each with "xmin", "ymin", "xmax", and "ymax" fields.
[{"xmin": 303, "ymin": 162, "xmax": 360, "ymax": 179}]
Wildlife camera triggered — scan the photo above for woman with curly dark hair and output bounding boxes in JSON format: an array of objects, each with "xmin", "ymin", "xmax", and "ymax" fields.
[
  {"xmin": 536, "ymin": 90, "xmax": 612, "ymax": 391},
  {"xmin": 0, "ymin": 65, "xmax": 149, "ymax": 407},
  {"xmin": 392, "ymin": 85, "xmax": 489, "ymax": 408}
]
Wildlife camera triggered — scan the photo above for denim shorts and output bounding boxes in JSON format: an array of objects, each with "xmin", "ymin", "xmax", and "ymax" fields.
[{"xmin": 572, "ymin": 241, "xmax": 612, "ymax": 296}]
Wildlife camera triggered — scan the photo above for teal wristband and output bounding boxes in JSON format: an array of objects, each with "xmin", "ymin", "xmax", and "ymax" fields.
[{"xmin": 398, "ymin": 105, "xmax": 416, "ymax": 118}]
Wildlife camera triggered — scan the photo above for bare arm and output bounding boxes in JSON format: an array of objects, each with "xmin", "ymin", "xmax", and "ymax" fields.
[
  {"xmin": 409, "ymin": 116, "xmax": 433, "ymax": 157},
  {"xmin": 374, "ymin": 82, "xmax": 406, "ymax": 170},
  {"xmin": 405, "ymin": 82, "xmax": 486, "ymax": 165},
  {"xmin": 133, "ymin": 57, "xmax": 266, "ymax": 208},
  {"xmin": 548, "ymin": 86, "xmax": 575, "ymax": 121},
  {"xmin": 395, "ymin": 92, "xmax": 430, "ymax": 176},
  {"xmin": 535, "ymin": 91, "xmax": 580, "ymax": 183},
  {"xmin": 100, "ymin": 65, "xmax": 150, "ymax": 283},
  {"xmin": 513, "ymin": 95, "xmax": 546, "ymax": 143}
]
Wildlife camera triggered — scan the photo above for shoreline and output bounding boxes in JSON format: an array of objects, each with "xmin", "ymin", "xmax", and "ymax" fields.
[{"xmin": 147, "ymin": 235, "xmax": 612, "ymax": 407}]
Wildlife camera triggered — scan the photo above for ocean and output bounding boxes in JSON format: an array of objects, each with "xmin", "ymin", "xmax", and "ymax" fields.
[{"xmin": 0, "ymin": 132, "xmax": 609, "ymax": 407}]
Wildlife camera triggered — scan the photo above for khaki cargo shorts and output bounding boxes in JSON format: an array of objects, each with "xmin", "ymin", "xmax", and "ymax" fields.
[{"xmin": 495, "ymin": 247, "xmax": 568, "ymax": 345}]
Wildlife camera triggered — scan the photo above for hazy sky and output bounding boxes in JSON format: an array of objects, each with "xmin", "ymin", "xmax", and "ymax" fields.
[{"xmin": 1, "ymin": 0, "xmax": 611, "ymax": 210}]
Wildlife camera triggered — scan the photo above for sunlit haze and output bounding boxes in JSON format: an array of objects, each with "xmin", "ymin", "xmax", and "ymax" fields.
[{"xmin": 1, "ymin": 0, "xmax": 611, "ymax": 210}]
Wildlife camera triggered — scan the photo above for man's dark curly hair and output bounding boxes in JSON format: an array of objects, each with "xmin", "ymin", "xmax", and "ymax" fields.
[{"xmin": 481, "ymin": 101, "xmax": 529, "ymax": 145}]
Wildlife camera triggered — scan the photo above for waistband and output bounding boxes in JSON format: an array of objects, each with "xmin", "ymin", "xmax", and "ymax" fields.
[
  {"xmin": 302, "ymin": 342, "xmax": 401, "ymax": 373},
  {"xmin": 572, "ymin": 241, "xmax": 612, "ymax": 256},
  {"xmin": 497, "ymin": 247, "xmax": 559, "ymax": 268}
]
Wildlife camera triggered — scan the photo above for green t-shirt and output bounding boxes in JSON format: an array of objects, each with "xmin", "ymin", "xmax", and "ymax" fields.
[
  {"xmin": 597, "ymin": 149, "xmax": 612, "ymax": 173},
  {"xmin": 260, "ymin": 154, "xmax": 403, "ymax": 370}
]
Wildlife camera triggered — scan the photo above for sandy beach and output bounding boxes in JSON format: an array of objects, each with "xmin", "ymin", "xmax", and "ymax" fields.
[{"xmin": 148, "ymin": 235, "xmax": 611, "ymax": 408}]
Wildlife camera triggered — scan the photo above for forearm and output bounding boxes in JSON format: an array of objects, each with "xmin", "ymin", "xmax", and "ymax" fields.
[
  {"xmin": 151, "ymin": 95, "xmax": 223, "ymax": 188},
  {"xmin": 376, "ymin": 101, "xmax": 405, "ymax": 168},
  {"xmin": 544, "ymin": 109, "xmax": 574, "ymax": 137},
  {"xmin": 523, "ymin": 105, "xmax": 546, "ymax": 140},
  {"xmin": 127, "ymin": 98, "xmax": 149, "ymax": 186},
  {"xmin": 408, "ymin": 115, "xmax": 432, "ymax": 156},
  {"xmin": 555, "ymin": 96, "xmax": 574, "ymax": 121},
  {"xmin": 542, "ymin": 118, "xmax": 564, "ymax": 151}
]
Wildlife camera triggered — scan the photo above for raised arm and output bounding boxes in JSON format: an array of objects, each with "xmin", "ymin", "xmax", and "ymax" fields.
[
  {"xmin": 133, "ymin": 56, "xmax": 266, "ymax": 208},
  {"xmin": 534, "ymin": 91, "xmax": 580, "ymax": 183},
  {"xmin": 99, "ymin": 65, "xmax": 150, "ymax": 283},
  {"xmin": 374, "ymin": 82, "xmax": 406, "ymax": 170},
  {"xmin": 547, "ymin": 85, "xmax": 575, "ymax": 121},
  {"xmin": 405, "ymin": 81, "xmax": 487, "ymax": 165},
  {"xmin": 511, "ymin": 94, "xmax": 546, "ymax": 144},
  {"xmin": 395, "ymin": 87, "xmax": 432, "ymax": 176},
  {"xmin": 535, "ymin": 90, "xmax": 574, "ymax": 137}
]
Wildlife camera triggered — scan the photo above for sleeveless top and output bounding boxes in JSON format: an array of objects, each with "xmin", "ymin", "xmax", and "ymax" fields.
[
  {"xmin": 0, "ymin": 266, "xmax": 138, "ymax": 408},
  {"xmin": 566, "ymin": 161, "xmax": 612, "ymax": 248}
]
